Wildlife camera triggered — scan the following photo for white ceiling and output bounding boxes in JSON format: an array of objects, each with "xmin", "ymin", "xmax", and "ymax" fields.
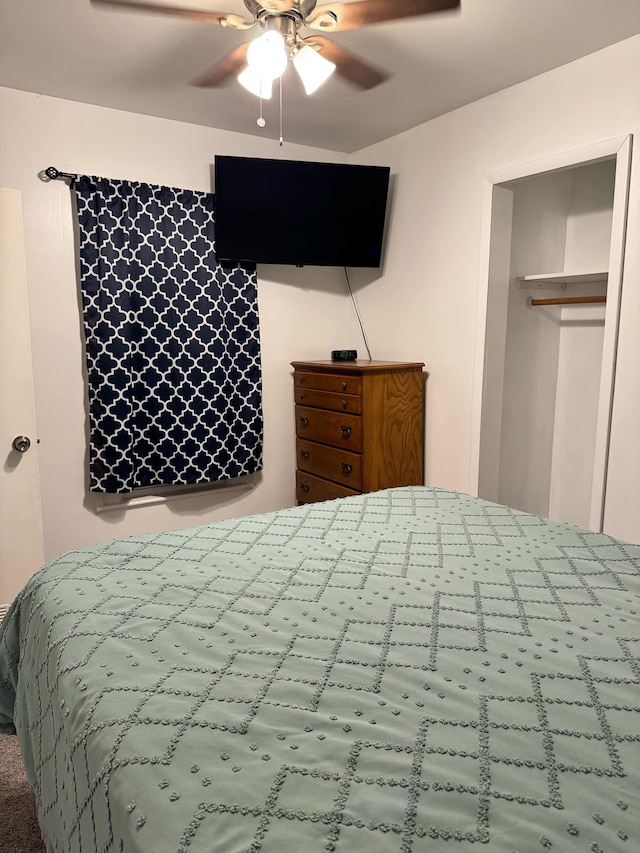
[{"xmin": 2, "ymin": 0, "xmax": 640, "ymax": 153}]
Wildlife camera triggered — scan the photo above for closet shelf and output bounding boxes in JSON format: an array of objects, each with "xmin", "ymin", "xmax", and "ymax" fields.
[{"xmin": 517, "ymin": 270, "xmax": 608, "ymax": 287}]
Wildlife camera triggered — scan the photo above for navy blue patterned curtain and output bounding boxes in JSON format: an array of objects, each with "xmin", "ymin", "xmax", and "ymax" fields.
[{"xmin": 74, "ymin": 175, "xmax": 263, "ymax": 494}]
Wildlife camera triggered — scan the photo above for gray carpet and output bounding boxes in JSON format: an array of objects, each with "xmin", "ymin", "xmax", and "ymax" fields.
[{"xmin": 0, "ymin": 734, "xmax": 46, "ymax": 853}]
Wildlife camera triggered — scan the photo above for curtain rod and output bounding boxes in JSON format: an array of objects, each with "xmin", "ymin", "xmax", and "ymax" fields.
[{"xmin": 42, "ymin": 166, "xmax": 78, "ymax": 186}]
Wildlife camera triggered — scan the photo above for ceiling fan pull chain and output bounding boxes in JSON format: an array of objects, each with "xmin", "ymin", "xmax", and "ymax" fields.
[
  {"xmin": 257, "ymin": 96, "xmax": 266, "ymax": 128},
  {"xmin": 279, "ymin": 75, "xmax": 284, "ymax": 146}
]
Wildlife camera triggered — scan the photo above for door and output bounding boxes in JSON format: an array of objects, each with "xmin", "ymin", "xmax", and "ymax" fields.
[{"xmin": 0, "ymin": 187, "xmax": 44, "ymax": 606}]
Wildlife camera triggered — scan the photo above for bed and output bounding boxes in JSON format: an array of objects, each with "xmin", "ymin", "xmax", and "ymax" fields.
[{"xmin": 1, "ymin": 486, "xmax": 638, "ymax": 852}]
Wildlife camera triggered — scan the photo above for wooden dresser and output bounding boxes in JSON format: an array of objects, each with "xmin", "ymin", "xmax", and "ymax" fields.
[{"xmin": 292, "ymin": 360, "xmax": 425, "ymax": 504}]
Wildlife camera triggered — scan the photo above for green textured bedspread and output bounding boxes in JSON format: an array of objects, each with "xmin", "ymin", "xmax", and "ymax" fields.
[{"xmin": 1, "ymin": 487, "xmax": 639, "ymax": 852}]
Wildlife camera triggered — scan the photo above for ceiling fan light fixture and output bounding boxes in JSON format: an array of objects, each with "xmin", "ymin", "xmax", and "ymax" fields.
[
  {"xmin": 292, "ymin": 43, "xmax": 336, "ymax": 95},
  {"xmin": 246, "ymin": 30, "xmax": 288, "ymax": 80},
  {"xmin": 238, "ymin": 66, "xmax": 273, "ymax": 99}
]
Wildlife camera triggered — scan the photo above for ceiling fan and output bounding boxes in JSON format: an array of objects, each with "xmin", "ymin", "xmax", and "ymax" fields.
[{"xmin": 91, "ymin": 0, "xmax": 461, "ymax": 98}]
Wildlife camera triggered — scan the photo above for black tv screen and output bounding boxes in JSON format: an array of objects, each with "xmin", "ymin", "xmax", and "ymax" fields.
[{"xmin": 214, "ymin": 156, "xmax": 390, "ymax": 268}]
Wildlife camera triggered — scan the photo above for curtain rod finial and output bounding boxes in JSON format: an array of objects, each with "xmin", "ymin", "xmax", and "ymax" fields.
[{"xmin": 40, "ymin": 166, "xmax": 77, "ymax": 185}]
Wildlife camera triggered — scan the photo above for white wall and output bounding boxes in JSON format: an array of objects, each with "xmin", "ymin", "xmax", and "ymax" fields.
[
  {"xmin": 564, "ymin": 160, "xmax": 617, "ymax": 270},
  {"xmin": 548, "ymin": 161, "xmax": 613, "ymax": 527},
  {"xmin": 352, "ymin": 35, "xmax": 640, "ymax": 543},
  {"xmin": 477, "ymin": 185, "xmax": 512, "ymax": 504},
  {"xmin": 549, "ymin": 301, "xmax": 605, "ymax": 527},
  {"xmin": 0, "ymin": 87, "xmax": 352, "ymax": 563},
  {"xmin": 498, "ymin": 171, "xmax": 571, "ymax": 518}
]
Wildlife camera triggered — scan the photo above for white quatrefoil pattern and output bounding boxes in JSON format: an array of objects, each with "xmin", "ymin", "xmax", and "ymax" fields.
[{"xmin": 75, "ymin": 175, "xmax": 263, "ymax": 493}]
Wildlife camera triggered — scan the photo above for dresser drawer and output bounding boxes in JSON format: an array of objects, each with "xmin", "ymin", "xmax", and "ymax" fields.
[
  {"xmin": 295, "ymin": 406, "xmax": 362, "ymax": 449},
  {"xmin": 294, "ymin": 386, "xmax": 361, "ymax": 413},
  {"xmin": 294, "ymin": 371, "xmax": 361, "ymax": 395},
  {"xmin": 296, "ymin": 471, "xmax": 360, "ymax": 504},
  {"xmin": 296, "ymin": 439, "xmax": 363, "ymax": 490}
]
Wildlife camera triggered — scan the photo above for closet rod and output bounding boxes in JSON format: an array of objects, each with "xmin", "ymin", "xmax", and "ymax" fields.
[{"xmin": 527, "ymin": 294, "xmax": 607, "ymax": 308}]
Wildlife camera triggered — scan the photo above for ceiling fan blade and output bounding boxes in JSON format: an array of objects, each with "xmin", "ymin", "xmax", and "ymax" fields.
[
  {"xmin": 307, "ymin": 36, "xmax": 389, "ymax": 90},
  {"xmin": 191, "ymin": 42, "xmax": 250, "ymax": 87},
  {"xmin": 91, "ymin": 0, "xmax": 254, "ymax": 29},
  {"xmin": 307, "ymin": 0, "xmax": 460, "ymax": 33}
]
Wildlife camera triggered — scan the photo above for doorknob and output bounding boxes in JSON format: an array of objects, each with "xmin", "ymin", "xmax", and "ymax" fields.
[{"xmin": 12, "ymin": 435, "xmax": 31, "ymax": 453}]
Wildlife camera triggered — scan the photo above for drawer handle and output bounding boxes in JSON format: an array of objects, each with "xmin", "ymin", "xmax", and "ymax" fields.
[
  {"xmin": 299, "ymin": 417, "xmax": 309, "ymax": 426},
  {"xmin": 341, "ymin": 382, "xmax": 347, "ymax": 391},
  {"xmin": 300, "ymin": 483, "xmax": 310, "ymax": 493},
  {"xmin": 340, "ymin": 425, "xmax": 352, "ymax": 438},
  {"xmin": 342, "ymin": 400, "xmax": 347, "ymax": 409},
  {"xmin": 341, "ymin": 463, "xmax": 353, "ymax": 475},
  {"xmin": 299, "ymin": 393, "xmax": 305, "ymax": 401},
  {"xmin": 299, "ymin": 376, "xmax": 306, "ymax": 385},
  {"xmin": 301, "ymin": 450, "xmax": 310, "ymax": 460}
]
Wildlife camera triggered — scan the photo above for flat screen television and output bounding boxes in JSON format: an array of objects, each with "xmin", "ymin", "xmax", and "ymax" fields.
[{"xmin": 214, "ymin": 155, "xmax": 391, "ymax": 268}]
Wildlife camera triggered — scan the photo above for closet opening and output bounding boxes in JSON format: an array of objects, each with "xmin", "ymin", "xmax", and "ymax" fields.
[{"xmin": 472, "ymin": 136, "xmax": 632, "ymax": 532}]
